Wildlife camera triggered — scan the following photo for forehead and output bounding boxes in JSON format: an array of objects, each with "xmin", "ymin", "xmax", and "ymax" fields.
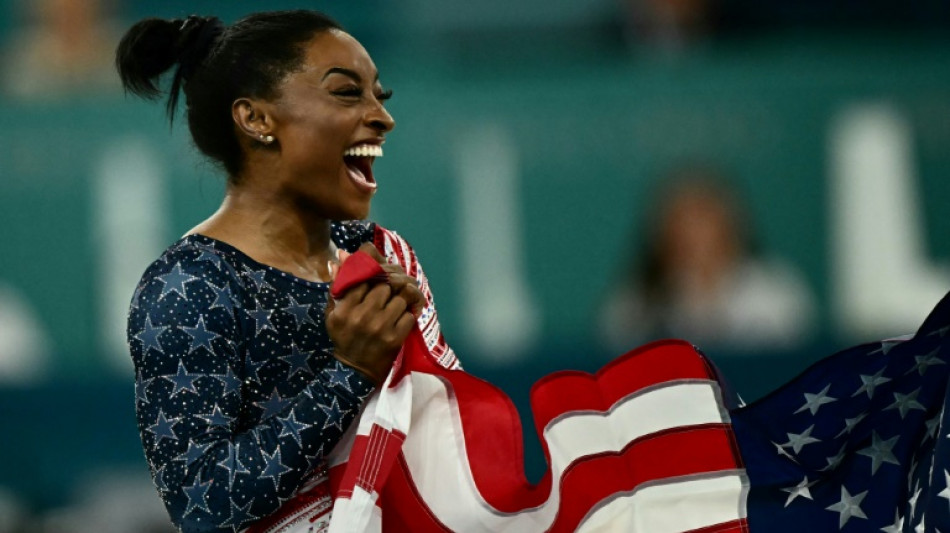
[{"xmin": 299, "ymin": 29, "xmax": 378, "ymax": 79}]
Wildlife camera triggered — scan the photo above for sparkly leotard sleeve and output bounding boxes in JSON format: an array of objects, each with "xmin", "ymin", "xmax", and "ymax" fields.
[{"xmin": 127, "ymin": 221, "xmax": 442, "ymax": 532}]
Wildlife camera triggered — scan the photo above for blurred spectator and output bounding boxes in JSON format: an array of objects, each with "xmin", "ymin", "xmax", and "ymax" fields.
[
  {"xmin": 618, "ymin": 0, "xmax": 721, "ymax": 55},
  {"xmin": 0, "ymin": 281, "xmax": 51, "ymax": 383},
  {"xmin": 599, "ymin": 165, "xmax": 816, "ymax": 354},
  {"xmin": 1, "ymin": 0, "xmax": 122, "ymax": 100}
]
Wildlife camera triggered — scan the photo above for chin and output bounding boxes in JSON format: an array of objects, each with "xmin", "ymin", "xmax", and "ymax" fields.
[{"xmin": 338, "ymin": 201, "xmax": 372, "ymax": 222}]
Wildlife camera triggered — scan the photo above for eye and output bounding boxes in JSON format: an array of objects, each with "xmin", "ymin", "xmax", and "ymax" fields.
[
  {"xmin": 331, "ymin": 86, "xmax": 363, "ymax": 99},
  {"xmin": 376, "ymin": 88, "xmax": 393, "ymax": 102}
]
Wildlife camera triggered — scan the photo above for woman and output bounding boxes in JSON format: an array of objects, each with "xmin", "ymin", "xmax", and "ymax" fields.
[
  {"xmin": 599, "ymin": 166, "xmax": 815, "ymax": 354},
  {"xmin": 119, "ymin": 11, "xmax": 458, "ymax": 532}
]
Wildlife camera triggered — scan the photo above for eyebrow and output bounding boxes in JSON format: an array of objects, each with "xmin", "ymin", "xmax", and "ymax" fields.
[{"xmin": 321, "ymin": 67, "xmax": 380, "ymax": 83}]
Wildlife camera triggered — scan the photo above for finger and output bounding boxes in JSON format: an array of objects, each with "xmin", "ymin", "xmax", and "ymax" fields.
[
  {"xmin": 362, "ymin": 283, "xmax": 393, "ymax": 309},
  {"xmin": 334, "ymin": 282, "xmax": 371, "ymax": 309},
  {"xmin": 382, "ymin": 292, "xmax": 409, "ymax": 318},
  {"xmin": 359, "ymin": 242, "xmax": 388, "ymax": 265},
  {"xmin": 380, "ymin": 263, "xmax": 406, "ymax": 277},
  {"xmin": 387, "ymin": 273, "xmax": 417, "ymax": 294},
  {"xmin": 397, "ymin": 284, "xmax": 425, "ymax": 316},
  {"xmin": 393, "ymin": 311, "xmax": 417, "ymax": 338}
]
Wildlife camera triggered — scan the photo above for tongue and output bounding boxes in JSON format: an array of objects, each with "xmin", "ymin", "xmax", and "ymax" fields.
[{"xmin": 345, "ymin": 158, "xmax": 377, "ymax": 192}]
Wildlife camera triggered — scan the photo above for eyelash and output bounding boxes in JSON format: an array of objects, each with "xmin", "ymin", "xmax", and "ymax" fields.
[{"xmin": 333, "ymin": 87, "xmax": 393, "ymax": 102}]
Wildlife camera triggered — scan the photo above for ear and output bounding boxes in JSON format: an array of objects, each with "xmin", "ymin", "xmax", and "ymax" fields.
[{"xmin": 232, "ymin": 98, "xmax": 276, "ymax": 145}]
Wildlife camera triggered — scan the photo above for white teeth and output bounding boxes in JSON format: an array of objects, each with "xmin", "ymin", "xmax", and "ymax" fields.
[{"xmin": 343, "ymin": 144, "xmax": 383, "ymax": 157}]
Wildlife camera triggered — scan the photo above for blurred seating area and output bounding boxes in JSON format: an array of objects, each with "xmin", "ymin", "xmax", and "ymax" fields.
[{"xmin": 0, "ymin": 0, "xmax": 949, "ymax": 530}]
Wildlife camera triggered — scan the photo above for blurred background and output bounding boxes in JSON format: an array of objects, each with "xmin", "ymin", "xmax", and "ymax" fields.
[{"xmin": 1, "ymin": 0, "xmax": 949, "ymax": 530}]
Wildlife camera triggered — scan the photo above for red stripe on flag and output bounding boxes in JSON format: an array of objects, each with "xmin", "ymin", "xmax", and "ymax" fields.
[
  {"xmin": 377, "ymin": 424, "xmax": 743, "ymax": 531},
  {"xmin": 356, "ymin": 425, "xmax": 406, "ymax": 495},
  {"xmin": 423, "ymin": 339, "xmax": 730, "ymax": 513},
  {"xmin": 532, "ymin": 340, "xmax": 720, "ymax": 426},
  {"xmin": 381, "ymin": 457, "xmax": 454, "ymax": 532},
  {"xmin": 335, "ymin": 425, "xmax": 407, "ymax": 501},
  {"xmin": 549, "ymin": 424, "xmax": 741, "ymax": 532}
]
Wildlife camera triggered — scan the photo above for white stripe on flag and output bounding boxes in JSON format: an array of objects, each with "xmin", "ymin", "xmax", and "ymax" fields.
[
  {"xmin": 576, "ymin": 472, "xmax": 748, "ymax": 533},
  {"xmin": 401, "ymin": 374, "xmax": 737, "ymax": 532},
  {"xmin": 327, "ymin": 486, "xmax": 382, "ymax": 533},
  {"xmin": 545, "ymin": 380, "xmax": 730, "ymax": 471},
  {"xmin": 372, "ymin": 362, "xmax": 413, "ymax": 431}
]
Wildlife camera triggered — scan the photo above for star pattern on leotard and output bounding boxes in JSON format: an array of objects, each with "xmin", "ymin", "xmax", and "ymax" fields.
[
  {"xmin": 157, "ymin": 262, "xmax": 199, "ymax": 300},
  {"xmin": 183, "ymin": 477, "xmax": 212, "ymax": 516},
  {"xmin": 134, "ymin": 315, "xmax": 168, "ymax": 355},
  {"xmin": 256, "ymin": 388, "xmax": 292, "ymax": 419},
  {"xmin": 182, "ymin": 315, "xmax": 220, "ymax": 354},
  {"xmin": 126, "ymin": 223, "xmax": 393, "ymax": 531},
  {"xmin": 149, "ymin": 410, "xmax": 181, "ymax": 444},
  {"xmin": 282, "ymin": 295, "xmax": 314, "ymax": 330},
  {"xmin": 164, "ymin": 361, "xmax": 201, "ymax": 397},
  {"xmin": 281, "ymin": 343, "xmax": 312, "ymax": 380},
  {"xmin": 261, "ymin": 447, "xmax": 293, "ymax": 490}
]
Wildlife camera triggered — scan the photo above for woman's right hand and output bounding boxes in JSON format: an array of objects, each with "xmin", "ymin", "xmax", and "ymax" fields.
[{"xmin": 324, "ymin": 244, "xmax": 423, "ymax": 384}]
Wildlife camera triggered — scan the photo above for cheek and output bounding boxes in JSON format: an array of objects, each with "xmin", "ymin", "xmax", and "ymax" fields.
[{"xmin": 284, "ymin": 125, "xmax": 341, "ymax": 170}]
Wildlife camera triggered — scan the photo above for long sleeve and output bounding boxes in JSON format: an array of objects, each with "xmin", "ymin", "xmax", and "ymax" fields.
[{"xmin": 128, "ymin": 244, "xmax": 375, "ymax": 532}]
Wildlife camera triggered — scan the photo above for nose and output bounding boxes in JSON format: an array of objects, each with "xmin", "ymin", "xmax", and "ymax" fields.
[{"xmin": 366, "ymin": 99, "xmax": 395, "ymax": 134}]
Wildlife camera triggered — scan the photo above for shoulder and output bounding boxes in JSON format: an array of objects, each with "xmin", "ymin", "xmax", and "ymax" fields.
[
  {"xmin": 134, "ymin": 237, "xmax": 238, "ymax": 293},
  {"xmin": 128, "ymin": 236, "xmax": 248, "ymax": 329}
]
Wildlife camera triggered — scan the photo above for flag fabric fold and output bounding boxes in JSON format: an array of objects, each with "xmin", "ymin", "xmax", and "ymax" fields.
[
  {"xmin": 266, "ymin": 240, "xmax": 950, "ymax": 531},
  {"xmin": 323, "ymin": 249, "xmax": 750, "ymax": 532}
]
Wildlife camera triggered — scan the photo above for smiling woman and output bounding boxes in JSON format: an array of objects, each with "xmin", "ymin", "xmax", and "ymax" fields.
[{"xmin": 116, "ymin": 10, "xmax": 457, "ymax": 532}]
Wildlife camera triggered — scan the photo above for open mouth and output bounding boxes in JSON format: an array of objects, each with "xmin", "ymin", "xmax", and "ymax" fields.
[{"xmin": 343, "ymin": 144, "xmax": 382, "ymax": 193}]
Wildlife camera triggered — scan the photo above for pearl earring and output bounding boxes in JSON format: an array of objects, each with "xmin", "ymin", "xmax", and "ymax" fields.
[{"xmin": 258, "ymin": 133, "xmax": 274, "ymax": 144}]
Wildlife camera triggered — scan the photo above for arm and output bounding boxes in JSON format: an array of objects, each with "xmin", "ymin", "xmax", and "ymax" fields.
[{"xmin": 128, "ymin": 250, "xmax": 375, "ymax": 532}]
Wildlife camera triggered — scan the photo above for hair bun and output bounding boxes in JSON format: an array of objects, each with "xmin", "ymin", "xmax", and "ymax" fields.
[
  {"xmin": 174, "ymin": 16, "xmax": 224, "ymax": 81},
  {"xmin": 116, "ymin": 15, "xmax": 223, "ymax": 116}
]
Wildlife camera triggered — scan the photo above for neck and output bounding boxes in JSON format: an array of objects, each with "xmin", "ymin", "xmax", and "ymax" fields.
[{"xmin": 189, "ymin": 184, "xmax": 338, "ymax": 282}]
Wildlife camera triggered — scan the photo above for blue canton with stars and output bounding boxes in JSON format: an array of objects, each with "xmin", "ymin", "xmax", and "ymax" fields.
[
  {"xmin": 732, "ymin": 290, "xmax": 950, "ymax": 531},
  {"xmin": 127, "ymin": 221, "xmax": 382, "ymax": 532}
]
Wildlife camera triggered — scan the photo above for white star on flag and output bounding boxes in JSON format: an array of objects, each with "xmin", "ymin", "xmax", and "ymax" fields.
[
  {"xmin": 852, "ymin": 368, "xmax": 891, "ymax": 399},
  {"xmin": 880, "ymin": 511, "xmax": 905, "ymax": 533},
  {"xmin": 938, "ymin": 470, "xmax": 950, "ymax": 504},
  {"xmin": 781, "ymin": 424, "xmax": 821, "ymax": 454},
  {"xmin": 795, "ymin": 384, "xmax": 837, "ymax": 415},
  {"xmin": 825, "ymin": 487, "xmax": 868, "ymax": 529},
  {"xmin": 781, "ymin": 476, "xmax": 817, "ymax": 507},
  {"xmin": 835, "ymin": 412, "xmax": 868, "ymax": 438},
  {"xmin": 886, "ymin": 388, "xmax": 927, "ymax": 419},
  {"xmin": 856, "ymin": 431, "xmax": 901, "ymax": 474},
  {"xmin": 906, "ymin": 348, "xmax": 946, "ymax": 376}
]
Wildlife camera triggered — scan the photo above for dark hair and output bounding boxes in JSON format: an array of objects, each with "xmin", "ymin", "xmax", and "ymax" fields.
[{"xmin": 115, "ymin": 10, "xmax": 342, "ymax": 178}]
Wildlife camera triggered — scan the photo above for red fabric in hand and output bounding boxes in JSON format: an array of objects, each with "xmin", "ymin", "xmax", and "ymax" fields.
[{"xmin": 330, "ymin": 250, "xmax": 389, "ymax": 299}]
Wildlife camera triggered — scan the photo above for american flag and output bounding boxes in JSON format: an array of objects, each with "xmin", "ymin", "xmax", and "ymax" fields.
[
  {"xmin": 734, "ymin": 292, "xmax": 950, "ymax": 532},
  {"xmin": 268, "ymin": 247, "xmax": 950, "ymax": 532}
]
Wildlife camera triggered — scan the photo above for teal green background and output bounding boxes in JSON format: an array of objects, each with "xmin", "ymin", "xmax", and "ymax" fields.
[{"xmin": 3, "ymin": 33, "xmax": 949, "ymax": 377}]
